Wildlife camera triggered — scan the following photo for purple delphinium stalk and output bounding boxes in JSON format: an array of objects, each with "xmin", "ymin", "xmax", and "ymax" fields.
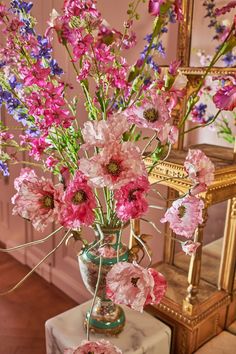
[{"xmin": 0, "ymin": 160, "xmax": 10, "ymax": 176}]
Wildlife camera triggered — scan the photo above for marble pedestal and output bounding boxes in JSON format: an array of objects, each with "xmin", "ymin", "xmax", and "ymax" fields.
[{"xmin": 45, "ymin": 301, "xmax": 171, "ymax": 354}]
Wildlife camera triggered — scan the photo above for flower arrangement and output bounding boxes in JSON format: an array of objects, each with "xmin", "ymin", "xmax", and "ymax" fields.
[{"xmin": 0, "ymin": 0, "xmax": 235, "ymax": 352}]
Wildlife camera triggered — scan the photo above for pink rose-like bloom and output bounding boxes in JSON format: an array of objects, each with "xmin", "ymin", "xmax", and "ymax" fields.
[
  {"xmin": 59, "ymin": 171, "xmax": 96, "ymax": 229},
  {"xmin": 64, "ymin": 339, "xmax": 122, "ymax": 354},
  {"xmin": 115, "ymin": 176, "xmax": 150, "ymax": 221},
  {"xmin": 12, "ymin": 169, "xmax": 63, "ymax": 232},
  {"xmin": 181, "ymin": 240, "xmax": 201, "ymax": 256},
  {"xmin": 106, "ymin": 262, "xmax": 167, "ymax": 312},
  {"xmin": 161, "ymin": 195, "xmax": 204, "ymax": 238},
  {"xmin": 213, "ymin": 85, "xmax": 236, "ymax": 111},
  {"xmin": 80, "ymin": 142, "xmax": 145, "ymax": 189},
  {"xmin": 81, "ymin": 114, "xmax": 129, "ymax": 149},
  {"xmin": 184, "ymin": 149, "xmax": 215, "ymax": 195},
  {"xmin": 125, "ymin": 93, "xmax": 170, "ymax": 131}
]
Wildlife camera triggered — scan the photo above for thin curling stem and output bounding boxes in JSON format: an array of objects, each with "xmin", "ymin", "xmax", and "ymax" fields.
[
  {"xmin": 0, "ymin": 229, "xmax": 71, "ymax": 296},
  {"xmin": 86, "ymin": 254, "xmax": 103, "ymax": 341},
  {"xmin": 131, "ymin": 230, "xmax": 152, "ymax": 268},
  {"xmin": 0, "ymin": 226, "xmax": 63, "ymax": 253}
]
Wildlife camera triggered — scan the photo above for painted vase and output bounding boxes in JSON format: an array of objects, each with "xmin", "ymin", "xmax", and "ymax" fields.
[{"xmin": 78, "ymin": 226, "xmax": 130, "ymax": 336}]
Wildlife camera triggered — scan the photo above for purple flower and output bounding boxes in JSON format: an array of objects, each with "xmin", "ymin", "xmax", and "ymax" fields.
[
  {"xmin": 155, "ymin": 41, "xmax": 165, "ymax": 57},
  {"xmin": 10, "ymin": 0, "xmax": 33, "ymax": 14},
  {"xmin": 222, "ymin": 52, "xmax": 236, "ymax": 67},
  {"xmin": 0, "ymin": 60, "xmax": 6, "ymax": 68},
  {"xmin": 31, "ymin": 36, "xmax": 52, "ymax": 60},
  {"xmin": 9, "ymin": 75, "xmax": 21, "ymax": 90},
  {"xmin": 191, "ymin": 103, "xmax": 208, "ymax": 124},
  {"xmin": 25, "ymin": 126, "xmax": 40, "ymax": 137},
  {"xmin": 49, "ymin": 59, "xmax": 63, "ymax": 76},
  {"xmin": 0, "ymin": 160, "xmax": 10, "ymax": 177}
]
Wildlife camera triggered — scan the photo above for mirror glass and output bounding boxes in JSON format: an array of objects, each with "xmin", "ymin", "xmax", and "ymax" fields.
[{"xmin": 190, "ymin": 0, "xmax": 236, "ymax": 67}]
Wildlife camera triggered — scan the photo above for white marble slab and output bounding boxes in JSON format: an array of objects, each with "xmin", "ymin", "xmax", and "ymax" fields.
[{"xmin": 45, "ymin": 300, "xmax": 171, "ymax": 354}]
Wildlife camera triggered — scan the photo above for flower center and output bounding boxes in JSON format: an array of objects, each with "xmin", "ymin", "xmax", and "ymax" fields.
[
  {"xmin": 72, "ymin": 190, "xmax": 87, "ymax": 205},
  {"xmin": 131, "ymin": 277, "xmax": 140, "ymax": 287},
  {"xmin": 128, "ymin": 188, "xmax": 143, "ymax": 202},
  {"xmin": 105, "ymin": 159, "xmax": 121, "ymax": 176},
  {"xmin": 178, "ymin": 205, "xmax": 186, "ymax": 218},
  {"xmin": 42, "ymin": 195, "xmax": 54, "ymax": 209},
  {"xmin": 143, "ymin": 108, "xmax": 159, "ymax": 122}
]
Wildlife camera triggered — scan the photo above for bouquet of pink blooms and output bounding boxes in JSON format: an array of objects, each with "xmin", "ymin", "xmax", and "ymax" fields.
[{"xmin": 0, "ymin": 0, "xmax": 235, "ymax": 352}]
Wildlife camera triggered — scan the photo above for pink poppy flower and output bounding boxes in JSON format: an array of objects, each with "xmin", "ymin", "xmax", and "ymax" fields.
[
  {"xmin": 12, "ymin": 169, "xmax": 64, "ymax": 232},
  {"xmin": 114, "ymin": 176, "xmax": 150, "ymax": 221},
  {"xmin": 215, "ymin": 1, "xmax": 236, "ymax": 16},
  {"xmin": 213, "ymin": 85, "xmax": 236, "ymax": 111},
  {"xmin": 125, "ymin": 93, "xmax": 170, "ymax": 131},
  {"xmin": 184, "ymin": 149, "xmax": 215, "ymax": 195},
  {"xmin": 106, "ymin": 262, "xmax": 167, "ymax": 312},
  {"xmin": 59, "ymin": 171, "xmax": 96, "ymax": 229},
  {"xmin": 81, "ymin": 114, "xmax": 129, "ymax": 149},
  {"xmin": 161, "ymin": 195, "xmax": 204, "ymax": 238},
  {"xmin": 79, "ymin": 142, "xmax": 145, "ymax": 189},
  {"xmin": 64, "ymin": 339, "xmax": 122, "ymax": 354},
  {"xmin": 181, "ymin": 240, "xmax": 201, "ymax": 256},
  {"xmin": 157, "ymin": 123, "xmax": 178, "ymax": 145}
]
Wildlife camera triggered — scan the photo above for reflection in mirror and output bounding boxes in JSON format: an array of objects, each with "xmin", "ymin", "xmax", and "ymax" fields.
[
  {"xmin": 190, "ymin": 0, "xmax": 236, "ymax": 67},
  {"xmin": 183, "ymin": 72, "xmax": 236, "ymax": 148},
  {"xmin": 174, "ymin": 202, "xmax": 227, "ymax": 287}
]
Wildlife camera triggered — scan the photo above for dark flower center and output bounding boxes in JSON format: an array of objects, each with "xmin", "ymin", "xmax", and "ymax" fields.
[
  {"xmin": 178, "ymin": 205, "xmax": 186, "ymax": 218},
  {"xmin": 143, "ymin": 108, "xmax": 159, "ymax": 122},
  {"xmin": 72, "ymin": 190, "xmax": 87, "ymax": 205},
  {"xmin": 105, "ymin": 159, "xmax": 121, "ymax": 176},
  {"xmin": 42, "ymin": 195, "xmax": 54, "ymax": 209},
  {"xmin": 131, "ymin": 277, "xmax": 140, "ymax": 287},
  {"xmin": 128, "ymin": 188, "xmax": 143, "ymax": 202}
]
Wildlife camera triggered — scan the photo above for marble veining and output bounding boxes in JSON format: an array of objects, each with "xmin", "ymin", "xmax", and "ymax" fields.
[{"xmin": 45, "ymin": 300, "xmax": 171, "ymax": 354}]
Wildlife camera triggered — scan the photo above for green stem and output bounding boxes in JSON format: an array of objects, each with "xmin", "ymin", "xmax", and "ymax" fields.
[
  {"xmin": 182, "ymin": 109, "xmax": 222, "ymax": 135},
  {"xmin": 179, "ymin": 26, "xmax": 235, "ymax": 127}
]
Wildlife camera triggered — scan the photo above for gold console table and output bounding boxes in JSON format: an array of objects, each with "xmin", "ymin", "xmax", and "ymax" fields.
[{"xmin": 143, "ymin": 144, "xmax": 236, "ymax": 354}]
